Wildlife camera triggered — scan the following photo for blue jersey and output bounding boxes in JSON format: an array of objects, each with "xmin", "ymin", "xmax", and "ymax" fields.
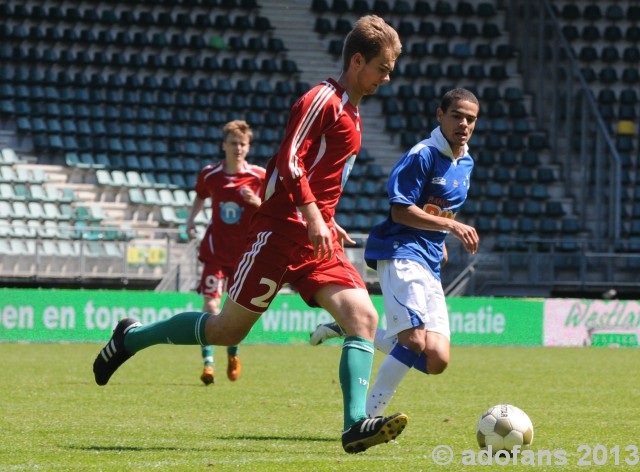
[{"xmin": 364, "ymin": 127, "xmax": 474, "ymax": 280}]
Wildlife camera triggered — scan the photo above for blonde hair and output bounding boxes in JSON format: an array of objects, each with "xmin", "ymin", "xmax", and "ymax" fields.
[
  {"xmin": 341, "ymin": 15, "xmax": 401, "ymax": 72},
  {"xmin": 223, "ymin": 120, "xmax": 253, "ymax": 142}
]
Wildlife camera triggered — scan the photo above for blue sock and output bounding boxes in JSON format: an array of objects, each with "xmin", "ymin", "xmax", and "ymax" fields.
[
  {"xmin": 366, "ymin": 344, "xmax": 418, "ymax": 417},
  {"xmin": 413, "ymin": 352, "xmax": 429, "ymax": 374},
  {"xmin": 389, "ymin": 343, "xmax": 420, "ymax": 367}
]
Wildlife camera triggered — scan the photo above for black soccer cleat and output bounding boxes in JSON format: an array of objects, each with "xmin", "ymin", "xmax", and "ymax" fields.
[
  {"xmin": 341, "ymin": 413, "xmax": 409, "ymax": 454},
  {"xmin": 93, "ymin": 318, "xmax": 141, "ymax": 386}
]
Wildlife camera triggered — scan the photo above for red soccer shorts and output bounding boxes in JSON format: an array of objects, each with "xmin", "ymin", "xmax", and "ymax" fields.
[
  {"xmin": 197, "ymin": 261, "xmax": 234, "ymax": 299},
  {"xmin": 227, "ymin": 229, "xmax": 366, "ymax": 313}
]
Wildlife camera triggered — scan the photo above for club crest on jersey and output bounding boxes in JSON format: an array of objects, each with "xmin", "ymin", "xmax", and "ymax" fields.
[
  {"xmin": 219, "ymin": 201, "xmax": 243, "ymax": 224},
  {"xmin": 432, "ymin": 177, "xmax": 446, "ymax": 185}
]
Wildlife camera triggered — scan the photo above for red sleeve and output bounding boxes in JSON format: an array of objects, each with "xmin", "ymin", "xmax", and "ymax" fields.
[
  {"xmin": 194, "ymin": 165, "xmax": 215, "ymax": 199},
  {"xmin": 276, "ymin": 84, "xmax": 340, "ymax": 207}
]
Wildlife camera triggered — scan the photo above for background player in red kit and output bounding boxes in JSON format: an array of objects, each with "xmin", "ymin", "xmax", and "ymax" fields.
[
  {"xmin": 186, "ymin": 120, "xmax": 265, "ymax": 385},
  {"xmin": 94, "ymin": 15, "xmax": 407, "ymax": 454}
]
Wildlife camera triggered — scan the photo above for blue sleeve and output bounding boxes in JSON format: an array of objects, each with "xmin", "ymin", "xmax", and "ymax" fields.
[{"xmin": 387, "ymin": 149, "xmax": 433, "ymax": 206}]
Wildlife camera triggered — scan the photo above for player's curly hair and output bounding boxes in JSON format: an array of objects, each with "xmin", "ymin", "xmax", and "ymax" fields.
[
  {"xmin": 223, "ymin": 120, "xmax": 253, "ymax": 142},
  {"xmin": 341, "ymin": 15, "xmax": 401, "ymax": 72}
]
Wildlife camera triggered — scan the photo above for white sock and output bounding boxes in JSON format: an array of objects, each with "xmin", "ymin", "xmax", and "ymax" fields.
[
  {"xmin": 366, "ymin": 355, "xmax": 411, "ymax": 417},
  {"xmin": 374, "ymin": 328, "xmax": 397, "ymax": 355}
]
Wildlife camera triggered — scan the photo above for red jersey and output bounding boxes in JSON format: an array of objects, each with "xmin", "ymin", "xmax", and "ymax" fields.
[
  {"xmin": 195, "ymin": 161, "xmax": 265, "ymax": 267},
  {"xmin": 257, "ymin": 78, "xmax": 361, "ymax": 245}
]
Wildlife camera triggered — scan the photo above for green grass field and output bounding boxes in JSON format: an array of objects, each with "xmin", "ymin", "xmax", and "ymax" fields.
[{"xmin": 1, "ymin": 343, "xmax": 639, "ymax": 471}]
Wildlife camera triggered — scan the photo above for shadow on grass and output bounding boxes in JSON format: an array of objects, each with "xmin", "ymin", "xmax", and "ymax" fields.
[
  {"xmin": 217, "ymin": 435, "xmax": 335, "ymax": 443},
  {"xmin": 71, "ymin": 446, "xmax": 189, "ymax": 452},
  {"xmin": 71, "ymin": 435, "xmax": 334, "ymax": 453}
]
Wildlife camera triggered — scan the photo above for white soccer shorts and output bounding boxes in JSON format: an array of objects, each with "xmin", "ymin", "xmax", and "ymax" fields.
[{"xmin": 377, "ymin": 258, "xmax": 450, "ymax": 340}]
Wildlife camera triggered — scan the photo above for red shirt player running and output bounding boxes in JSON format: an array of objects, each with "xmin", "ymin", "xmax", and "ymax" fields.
[
  {"xmin": 186, "ymin": 120, "xmax": 265, "ymax": 385},
  {"xmin": 94, "ymin": 15, "xmax": 407, "ymax": 455}
]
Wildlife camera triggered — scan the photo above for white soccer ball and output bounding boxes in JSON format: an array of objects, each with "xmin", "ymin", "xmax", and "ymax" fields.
[{"xmin": 476, "ymin": 404, "xmax": 534, "ymax": 452}]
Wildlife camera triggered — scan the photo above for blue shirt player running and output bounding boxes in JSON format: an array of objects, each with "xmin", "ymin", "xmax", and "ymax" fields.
[{"xmin": 311, "ymin": 87, "xmax": 480, "ymax": 417}]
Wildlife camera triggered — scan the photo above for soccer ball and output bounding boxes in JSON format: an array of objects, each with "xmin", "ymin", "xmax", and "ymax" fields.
[{"xmin": 476, "ymin": 404, "xmax": 534, "ymax": 452}]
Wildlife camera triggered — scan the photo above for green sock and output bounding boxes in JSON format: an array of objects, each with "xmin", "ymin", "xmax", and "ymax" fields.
[
  {"xmin": 227, "ymin": 345, "xmax": 239, "ymax": 356},
  {"xmin": 202, "ymin": 345, "xmax": 214, "ymax": 367},
  {"xmin": 339, "ymin": 336, "xmax": 374, "ymax": 431},
  {"xmin": 124, "ymin": 311, "xmax": 210, "ymax": 354}
]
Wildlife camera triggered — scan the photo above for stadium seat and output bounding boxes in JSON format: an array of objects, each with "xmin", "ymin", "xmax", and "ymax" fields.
[
  {"xmin": 446, "ymin": 64, "xmax": 464, "ymax": 79},
  {"xmin": 581, "ymin": 25, "xmax": 600, "ymax": 42},
  {"xmin": 492, "ymin": 167, "xmax": 511, "ymax": 182},
  {"xmin": 516, "ymin": 217, "xmax": 537, "ymax": 234},
  {"xmin": 560, "ymin": 4, "xmax": 579, "ymax": 20},
  {"xmin": 425, "ymin": 64, "xmax": 443, "ymax": 79},
  {"xmin": 530, "ymin": 184, "xmax": 550, "ymax": 200},
  {"xmin": 0, "ymin": 201, "xmax": 11, "ymax": 218},
  {"xmin": 579, "ymin": 46, "xmax": 598, "ymax": 62},
  {"xmin": 474, "ymin": 216, "xmax": 493, "ymax": 233},
  {"xmin": 466, "ymin": 65, "xmax": 486, "ymax": 81},
  {"xmin": 622, "ymin": 68, "xmax": 640, "ymax": 84},
  {"xmin": 495, "ymin": 217, "xmax": 514, "ymax": 233},
  {"xmin": 479, "ymin": 200, "xmax": 499, "ymax": 215},
  {"xmin": 584, "ymin": 4, "xmax": 602, "ymax": 21},
  {"xmin": 485, "ymin": 183, "xmax": 504, "ymax": 199}
]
